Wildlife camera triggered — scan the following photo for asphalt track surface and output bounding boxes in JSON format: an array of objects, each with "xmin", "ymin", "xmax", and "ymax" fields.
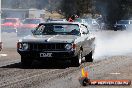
[{"xmin": 0, "ymin": 31, "xmax": 132, "ymax": 88}]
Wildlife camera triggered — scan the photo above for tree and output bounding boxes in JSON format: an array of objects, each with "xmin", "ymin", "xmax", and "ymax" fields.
[
  {"xmin": 60, "ymin": 0, "xmax": 92, "ymax": 18},
  {"xmin": 94, "ymin": 0, "xmax": 131, "ymax": 24}
]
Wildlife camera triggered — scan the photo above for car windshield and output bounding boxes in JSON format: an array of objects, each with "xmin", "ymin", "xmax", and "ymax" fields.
[
  {"xmin": 3, "ymin": 19, "xmax": 17, "ymax": 23},
  {"xmin": 33, "ymin": 24, "xmax": 80, "ymax": 35},
  {"xmin": 117, "ymin": 20, "xmax": 129, "ymax": 24},
  {"xmin": 23, "ymin": 19, "xmax": 40, "ymax": 24}
]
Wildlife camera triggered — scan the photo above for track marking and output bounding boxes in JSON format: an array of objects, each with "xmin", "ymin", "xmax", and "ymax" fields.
[
  {"xmin": 0, "ymin": 54, "xmax": 7, "ymax": 57},
  {"xmin": 110, "ymin": 72, "xmax": 121, "ymax": 75}
]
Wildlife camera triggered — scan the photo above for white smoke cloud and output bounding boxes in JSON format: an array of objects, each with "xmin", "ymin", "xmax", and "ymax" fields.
[{"xmin": 94, "ymin": 25, "xmax": 132, "ymax": 59}]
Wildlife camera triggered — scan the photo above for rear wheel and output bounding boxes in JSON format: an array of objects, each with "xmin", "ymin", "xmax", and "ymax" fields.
[
  {"xmin": 21, "ymin": 56, "xmax": 33, "ymax": 67},
  {"xmin": 85, "ymin": 51, "xmax": 93, "ymax": 62},
  {"xmin": 71, "ymin": 51, "xmax": 83, "ymax": 67}
]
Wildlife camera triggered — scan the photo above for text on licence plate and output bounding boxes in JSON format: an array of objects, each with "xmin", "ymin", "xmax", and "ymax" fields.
[{"xmin": 40, "ymin": 53, "xmax": 52, "ymax": 57}]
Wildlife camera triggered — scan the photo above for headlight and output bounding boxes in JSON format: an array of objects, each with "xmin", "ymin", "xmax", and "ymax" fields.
[
  {"xmin": 18, "ymin": 43, "xmax": 29, "ymax": 50},
  {"xmin": 65, "ymin": 44, "xmax": 72, "ymax": 50},
  {"xmin": 22, "ymin": 43, "xmax": 29, "ymax": 50}
]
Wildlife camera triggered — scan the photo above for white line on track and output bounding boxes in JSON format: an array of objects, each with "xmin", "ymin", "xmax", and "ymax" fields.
[
  {"xmin": 0, "ymin": 54, "xmax": 7, "ymax": 57},
  {"xmin": 110, "ymin": 73, "xmax": 121, "ymax": 75}
]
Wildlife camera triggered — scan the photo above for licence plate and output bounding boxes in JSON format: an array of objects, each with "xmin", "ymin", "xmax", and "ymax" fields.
[{"xmin": 40, "ymin": 53, "xmax": 52, "ymax": 57}]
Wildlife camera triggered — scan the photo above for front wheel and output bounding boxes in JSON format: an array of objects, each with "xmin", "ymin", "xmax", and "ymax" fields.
[
  {"xmin": 71, "ymin": 51, "xmax": 83, "ymax": 67},
  {"xmin": 85, "ymin": 51, "xmax": 93, "ymax": 62}
]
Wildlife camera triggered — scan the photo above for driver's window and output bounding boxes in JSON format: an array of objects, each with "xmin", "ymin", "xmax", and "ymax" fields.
[{"xmin": 35, "ymin": 25, "xmax": 45, "ymax": 34}]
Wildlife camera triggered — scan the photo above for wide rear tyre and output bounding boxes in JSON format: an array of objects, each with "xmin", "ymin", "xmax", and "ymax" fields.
[{"xmin": 85, "ymin": 51, "xmax": 93, "ymax": 62}]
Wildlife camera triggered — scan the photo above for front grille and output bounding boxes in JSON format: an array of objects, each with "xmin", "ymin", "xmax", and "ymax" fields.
[{"xmin": 29, "ymin": 43, "xmax": 65, "ymax": 51}]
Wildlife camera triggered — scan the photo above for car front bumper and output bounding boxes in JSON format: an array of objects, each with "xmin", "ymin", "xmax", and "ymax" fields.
[{"xmin": 18, "ymin": 50, "xmax": 76, "ymax": 60}]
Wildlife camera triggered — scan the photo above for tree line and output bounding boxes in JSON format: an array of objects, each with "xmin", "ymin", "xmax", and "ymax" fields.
[
  {"xmin": 61, "ymin": 0, "xmax": 132, "ymax": 23},
  {"xmin": 2, "ymin": 0, "xmax": 132, "ymax": 23}
]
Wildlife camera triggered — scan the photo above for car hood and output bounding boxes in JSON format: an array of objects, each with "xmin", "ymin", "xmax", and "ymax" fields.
[{"xmin": 19, "ymin": 35, "xmax": 79, "ymax": 43}]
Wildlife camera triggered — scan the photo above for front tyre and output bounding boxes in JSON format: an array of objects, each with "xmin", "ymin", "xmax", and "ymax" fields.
[
  {"xmin": 71, "ymin": 51, "xmax": 83, "ymax": 67},
  {"xmin": 21, "ymin": 56, "xmax": 33, "ymax": 67},
  {"xmin": 85, "ymin": 51, "xmax": 93, "ymax": 62}
]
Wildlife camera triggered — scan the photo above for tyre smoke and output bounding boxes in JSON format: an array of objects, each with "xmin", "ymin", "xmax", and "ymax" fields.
[{"xmin": 94, "ymin": 26, "xmax": 132, "ymax": 59}]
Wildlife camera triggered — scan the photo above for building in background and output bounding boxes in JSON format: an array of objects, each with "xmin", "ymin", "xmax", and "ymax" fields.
[{"xmin": 1, "ymin": 8, "xmax": 45, "ymax": 19}]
